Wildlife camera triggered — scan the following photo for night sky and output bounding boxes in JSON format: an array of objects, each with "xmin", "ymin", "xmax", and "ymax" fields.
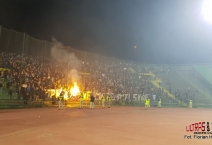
[{"xmin": 1, "ymin": 0, "xmax": 212, "ymax": 64}]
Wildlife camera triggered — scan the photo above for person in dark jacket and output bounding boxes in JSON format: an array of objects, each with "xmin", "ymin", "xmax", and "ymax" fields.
[
  {"xmin": 8, "ymin": 89, "xmax": 13, "ymax": 99},
  {"xmin": 90, "ymin": 93, "xmax": 95, "ymax": 109},
  {"xmin": 0, "ymin": 82, "xmax": 3, "ymax": 95}
]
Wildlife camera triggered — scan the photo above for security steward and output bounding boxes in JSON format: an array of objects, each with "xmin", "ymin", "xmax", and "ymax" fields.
[
  {"xmin": 145, "ymin": 98, "xmax": 148, "ymax": 109},
  {"xmin": 189, "ymin": 99, "xmax": 192, "ymax": 108},
  {"xmin": 158, "ymin": 98, "xmax": 161, "ymax": 108},
  {"xmin": 102, "ymin": 95, "xmax": 106, "ymax": 108},
  {"xmin": 79, "ymin": 93, "xmax": 84, "ymax": 109}
]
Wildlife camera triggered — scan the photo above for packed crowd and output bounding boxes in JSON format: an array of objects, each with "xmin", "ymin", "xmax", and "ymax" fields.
[
  {"xmin": 80, "ymin": 61, "xmax": 153, "ymax": 94},
  {"xmin": 0, "ymin": 52, "xmax": 155, "ymax": 101}
]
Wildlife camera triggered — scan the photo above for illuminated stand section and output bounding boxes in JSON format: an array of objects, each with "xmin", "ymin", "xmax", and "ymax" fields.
[{"xmin": 47, "ymin": 82, "xmax": 86, "ymax": 101}]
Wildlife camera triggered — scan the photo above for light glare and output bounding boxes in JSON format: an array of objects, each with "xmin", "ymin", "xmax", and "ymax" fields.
[
  {"xmin": 202, "ymin": 0, "xmax": 212, "ymax": 24},
  {"xmin": 70, "ymin": 82, "xmax": 80, "ymax": 96}
]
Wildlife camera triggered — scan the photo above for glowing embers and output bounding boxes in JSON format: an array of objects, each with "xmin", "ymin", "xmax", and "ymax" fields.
[{"xmin": 70, "ymin": 82, "xmax": 80, "ymax": 96}]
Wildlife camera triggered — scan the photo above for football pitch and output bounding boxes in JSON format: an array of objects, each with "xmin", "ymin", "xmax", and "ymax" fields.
[{"xmin": 0, "ymin": 106, "xmax": 212, "ymax": 145}]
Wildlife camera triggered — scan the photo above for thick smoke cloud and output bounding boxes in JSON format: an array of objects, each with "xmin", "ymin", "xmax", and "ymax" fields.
[
  {"xmin": 51, "ymin": 37, "xmax": 81, "ymax": 83},
  {"xmin": 51, "ymin": 37, "xmax": 68, "ymax": 63},
  {"xmin": 67, "ymin": 69, "xmax": 80, "ymax": 83}
]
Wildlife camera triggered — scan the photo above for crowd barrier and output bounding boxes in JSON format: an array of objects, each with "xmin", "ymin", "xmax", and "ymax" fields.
[{"xmin": 3, "ymin": 99, "xmax": 212, "ymax": 109}]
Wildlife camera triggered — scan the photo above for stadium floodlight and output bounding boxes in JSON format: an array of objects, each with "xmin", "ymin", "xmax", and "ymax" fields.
[{"xmin": 201, "ymin": 0, "xmax": 212, "ymax": 24}]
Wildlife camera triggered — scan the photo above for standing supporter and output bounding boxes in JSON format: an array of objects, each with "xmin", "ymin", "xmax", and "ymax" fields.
[
  {"xmin": 90, "ymin": 93, "xmax": 95, "ymax": 109},
  {"xmin": 101, "ymin": 94, "xmax": 106, "ymax": 108},
  {"xmin": 26, "ymin": 92, "xmax": 30, "ymax": 103},
  {"xmin": 158, "ymin": 98, "xmax": 161, "ymax": 108},
  {"xmin": 145, "ymin": 98, "xmax": 148, "ymax": 109},
  {"xmin": 0, "ymin": 81, "xmax": 3, "ymax": 95},
  {"xmin": 79, "ymin": 93, "xmax": 84, "ymax": 109},
  {"xmin": 8, "ymin": 88, "xmax": 13, "ymax": 99},
  {"xmin": 148, "ymin": 98, "xmax": 151, "ymax": 108},
  {"xmin": 107, "ymin": 95, "xmax": 111, "ymax": 108},
  {"xmin": 58, "ymin": 91, "xmax": 64, "ymax": 110},
  {"xmin": 189, "ymin": 99, "xmax": 192, "ymax": 109}
]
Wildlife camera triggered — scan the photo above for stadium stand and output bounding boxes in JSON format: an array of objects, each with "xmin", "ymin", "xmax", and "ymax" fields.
[{"xmin": 1, "ymin": 25, "xmax": 212, "ymax": 108}]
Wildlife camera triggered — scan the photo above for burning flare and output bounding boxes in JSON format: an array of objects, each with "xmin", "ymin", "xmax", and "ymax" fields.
[{"xmin": 70, "ymin": 82, "xmax": 80, "ymax": 96}]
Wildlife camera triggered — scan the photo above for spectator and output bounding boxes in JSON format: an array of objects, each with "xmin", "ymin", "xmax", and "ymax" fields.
[{"xmin": 8, "ymin": 88, "xmax": 13, "ymax": 99}]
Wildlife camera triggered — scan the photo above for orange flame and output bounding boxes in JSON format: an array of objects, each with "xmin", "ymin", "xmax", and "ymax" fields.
[{"xmin": 70, "ymin": 82, "xmax": 80, "ymax": 96}]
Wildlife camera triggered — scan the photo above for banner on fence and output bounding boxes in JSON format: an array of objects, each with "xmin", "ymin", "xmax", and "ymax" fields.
[
  {"xmin": 95, "ymin": 93, "xmax": 151, "ymax": 101},
  {"xmin": 47, "ymin": 89, "xmax": 155, "ymax": 102}
]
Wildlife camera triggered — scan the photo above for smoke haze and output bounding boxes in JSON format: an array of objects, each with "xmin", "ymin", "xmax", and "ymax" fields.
[{"xmin": 51, "ymin": 37, "xmax": 81, "ymax": 83}]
